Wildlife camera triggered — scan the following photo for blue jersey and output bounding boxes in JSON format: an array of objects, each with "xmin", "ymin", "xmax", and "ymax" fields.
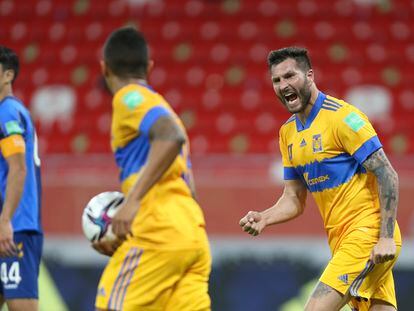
[{"xmin": 0, "ymin": 96, "xmax": 42, "ymax": 233}]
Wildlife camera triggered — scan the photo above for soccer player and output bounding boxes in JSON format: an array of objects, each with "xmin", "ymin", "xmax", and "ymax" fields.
[
  {"xmin": 0, "ymin": 46, "xmax": 43, "ymax": 311},
  {"xmin": 239, "ymin": 47, "xmax": 401, "ymax": 311},
  {"xmin": 92, "ymin": 27, "xmax": 211, "ymax": 311}
]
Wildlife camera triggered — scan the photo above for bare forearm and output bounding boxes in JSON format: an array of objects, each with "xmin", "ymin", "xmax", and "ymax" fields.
[
  {"xmin": 1, "ymin": 167, "xmax": 26, "ymax": 220},
  {"xmin": 363, "ymin": 149, "xmax": 398, "ymax": 239},
  {"xmin": 376, "ymin": 167, "xmax": 398, "ymax": 238},
  {"xmin": 128, "ymin": 115, "xmax": 186, "ymax": 203},
  {"xmin": 128, "ymin": 140, "xmax": 182, "ymax": 202},
  {"xmin": 261, "ymin": 194, "xmax": 305, "ymax": 226}
]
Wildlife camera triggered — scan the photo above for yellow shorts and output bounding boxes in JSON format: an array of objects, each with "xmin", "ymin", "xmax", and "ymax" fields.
[
  {"xmin": 320, "ymin": 227, "xmax": 402, "ymax": 310},
  {"xmin": 95, "ymin": 241, "xmax": 211, "ymax": 311}
]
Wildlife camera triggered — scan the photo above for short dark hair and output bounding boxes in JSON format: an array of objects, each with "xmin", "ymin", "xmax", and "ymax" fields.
[
  {"xmin": 0, "ymin": 46, "xmax": 19, "ymax": 83},
  {"xmin": 267, "ymin": 47, "xmax": 312, "ymax": 73},
  {"xmin": 103, "ymin": 27, "xmax": 149, "ymax": 78}
]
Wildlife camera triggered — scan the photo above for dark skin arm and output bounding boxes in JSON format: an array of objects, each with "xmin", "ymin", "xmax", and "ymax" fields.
[
  {"xmin": 0, "ymin": 152, "xmax": 26, "ymax": 257},
  {"xmin": 362, "ymin": 148, "xmax": 398, "ymax": 264},
  {"xmin": 93, "ymin": 115, "xmax": 186, "ymax": 255}
]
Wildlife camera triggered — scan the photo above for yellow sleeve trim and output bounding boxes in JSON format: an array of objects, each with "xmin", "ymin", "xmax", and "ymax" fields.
[{"xmin": 0, "ymin": 135, "xmax": 26, "ymax": 157}]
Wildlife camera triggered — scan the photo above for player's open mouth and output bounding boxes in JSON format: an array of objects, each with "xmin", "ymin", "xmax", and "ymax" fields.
[{"xmin": 284, "ymin": 92, "xmax": 298, "ymax": 104}]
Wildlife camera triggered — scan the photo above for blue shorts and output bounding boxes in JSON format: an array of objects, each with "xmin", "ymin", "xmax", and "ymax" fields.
[{"xmin": 0, "ymin": 231, "xmax": 43, "ymax": 299}]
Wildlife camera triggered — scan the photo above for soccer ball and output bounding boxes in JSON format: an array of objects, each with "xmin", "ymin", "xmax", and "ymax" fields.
[{"xmin": 82, "ymin": 191, "xmax": 124, "ymax": 242}]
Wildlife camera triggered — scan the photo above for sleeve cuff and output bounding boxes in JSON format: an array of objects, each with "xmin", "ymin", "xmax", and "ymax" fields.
[
  {"xmin": 139, "ymin": 106, "xmax": 171, "ymax": 135},
  {"xmin": 284, "ymin": 167, "xmax": 300, "ymax": 180},
  {"xmin": 352, "ymin": 136, "xmax": 382, "ymax": 164}
]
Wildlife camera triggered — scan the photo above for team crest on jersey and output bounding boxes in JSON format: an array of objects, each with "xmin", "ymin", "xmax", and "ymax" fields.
[
  {"xmin": 288, "ymin": 144, "xmax": 293, "ymax": 160},
  {"xmin": 312, "ymin": 134, "xmax": 323, "ymax": 153},
  {"xmin": 123, "ymin": 91, "xmax": 144, "ymax": 109}
]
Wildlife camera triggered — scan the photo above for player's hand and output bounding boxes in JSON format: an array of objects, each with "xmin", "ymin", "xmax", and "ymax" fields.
[
  {"xmin": 0, "ymin": 217, "xmax": 18, "ymax": 257},
  {"xmin": 111, "ymin": 200, "xmax": 139, "ymax": 240},
  {"xmin": 92, "ymin": 237, "xmax": 123, "ymax": 257},
  {"xmin": 239, "ymin": 211, "xmax": 266, "ymax": 236},
  {"xmin": 370, "ymin": 237, "xmax": 396, "ymax": 264}
]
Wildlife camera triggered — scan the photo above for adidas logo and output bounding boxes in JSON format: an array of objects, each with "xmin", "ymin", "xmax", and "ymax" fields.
[
  {"xmin": 98, "ymin": 287, "xmax": 106, "ymax": 297},
  {"xmin": 338, "ymin": 274, "xmax": 349, "ymax": 284},
  {"xmin": 300, "ymin": 139, "xmax": 307, "ymax": 147}
]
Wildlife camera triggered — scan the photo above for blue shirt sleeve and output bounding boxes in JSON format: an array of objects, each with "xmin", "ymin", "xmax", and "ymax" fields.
[
  {"xmin": 284, "ymin": 167, "xmax": 300, "ymax": 180},
  {"xmin": 139, "ymin": 106, "xmax": 171, "ymax": 136},
  {"xmin": 352, "ymin": 136, "xmax": 382, "ymax": 164},
  {"xmin": 0, "ymin": 100, "xmax": 25, "ymax": 139}
]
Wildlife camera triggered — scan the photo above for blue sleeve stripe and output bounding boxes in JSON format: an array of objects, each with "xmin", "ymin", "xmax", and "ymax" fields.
[
  {"xmin": 352, "ymin": 136, "xmax": 382, "ymax": 164},
  {"xmin": 139, "ymin": 106, "xmax": 171, "ymax": 135},
  {"xmin": 284, "ymin": 167, "xmax": 300, "ymax": 180}
]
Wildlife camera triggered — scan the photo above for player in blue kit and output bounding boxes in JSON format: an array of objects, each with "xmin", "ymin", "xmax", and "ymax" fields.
[{"xmin": 0, "ymin": 46, "xmax": 42, "ymax": 311}]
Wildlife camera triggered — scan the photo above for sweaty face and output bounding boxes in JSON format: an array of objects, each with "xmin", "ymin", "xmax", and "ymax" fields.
[{"xmin": 270, "ymin": 58, "xmax": 312, "ymax": 114}]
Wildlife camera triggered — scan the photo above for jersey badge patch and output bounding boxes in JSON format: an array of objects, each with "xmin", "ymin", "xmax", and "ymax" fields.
[
  {"xmin": 344, "ymin": 112, "xmax": 365, "ymax": 132},
  {"xmin": 123, "ymin": 91, "xmax": 144, "ymax": 109},
  {"xmin": 312, "ymin": 134, "xmax": 323, "ymax": 153},
  {"xmin": 5, "ymin": 121, "xmax": 24, "ymax": 135}
]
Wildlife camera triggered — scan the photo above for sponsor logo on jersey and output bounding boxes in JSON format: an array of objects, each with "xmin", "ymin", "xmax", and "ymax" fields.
[
  {"xmin": 312, "ymin": 134, "xmax": 323, "ymax": 153},
  {"xmin": 300, "ymin": 138, "xmax": 306, "ymax": 147},
  {"xmin": 123, "ymin": 91, "xmax": 144, "ymax": 109},
  {"xmin": 344, "ymin": 112, "xmax": 365, "ymax": 132},
  {"xmin": 303, "ymin": 173, "xmax": 330, "ymax": 186}
]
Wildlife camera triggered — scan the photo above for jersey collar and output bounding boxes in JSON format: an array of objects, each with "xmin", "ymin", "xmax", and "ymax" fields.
[{"xmin": 295, "ymin": 91, "xmax": 326, "ymax": 132}]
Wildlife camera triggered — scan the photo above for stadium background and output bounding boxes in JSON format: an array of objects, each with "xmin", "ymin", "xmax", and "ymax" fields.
[{"xmin": 2, "ymin": 0, "xmax": 414, "ymax": 310}]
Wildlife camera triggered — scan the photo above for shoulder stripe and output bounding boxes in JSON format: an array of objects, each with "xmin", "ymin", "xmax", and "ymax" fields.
[
  {"xmin": 322, "ymin": 103, "xmax": 339, "ymax": 111},
  {"xmin": 323, "ymin": 100, "xmax": 342, "ymax": 108},
  {"xmin": 321, "ymin": 106, "xmax": 338, "ymax": 111},
  {"xmin": 324, "ymin": 98, "xmax": 343, "ymax": 107}
]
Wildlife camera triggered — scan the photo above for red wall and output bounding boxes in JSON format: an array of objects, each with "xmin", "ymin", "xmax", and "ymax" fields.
[{"xmin": 41, "ymin": 155, "xmax": 414, "ymax": 237}]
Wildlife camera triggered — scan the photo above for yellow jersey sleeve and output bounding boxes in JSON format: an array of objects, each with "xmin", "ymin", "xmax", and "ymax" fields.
[
  {"xmin": 335, "ymin": 106, "xmax": 382, "ymax": 164},
  {"xmin": 111, "ymin": 85, "xmax": 172, "ymax": 150}
]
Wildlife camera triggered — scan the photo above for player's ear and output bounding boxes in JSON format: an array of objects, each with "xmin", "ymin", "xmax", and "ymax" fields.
[
  {"xmin": 4, "ymin": 69, "xmax": 15, "ymax": 84},
  {"xmin": 306, "ymin": 69, "xmax": 314, "ymax": 84},
  {"xmin": 147, "ymin": 60, "xmax": 154, "ymax": 76}
]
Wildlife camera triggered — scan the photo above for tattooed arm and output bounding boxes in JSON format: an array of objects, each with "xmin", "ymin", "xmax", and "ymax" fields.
[{"xmin": 362, "ymin": 148, "xmax": 398, "ymax": 264}]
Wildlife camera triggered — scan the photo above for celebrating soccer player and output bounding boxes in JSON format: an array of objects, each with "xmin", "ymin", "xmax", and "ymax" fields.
[{"xmin": 239, "ymin": 47, "xmax": 401, "ymax": 311}]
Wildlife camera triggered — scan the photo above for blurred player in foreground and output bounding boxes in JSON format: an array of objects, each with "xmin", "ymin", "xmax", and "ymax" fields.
[
  {"xmin": 0, "ymin": 46, "xmax": 43, "ymax": 311},
  {"xmin": 239, "ymin": 47, "xmax": 401, "ymax": 311},
  {"xmin": 93, "ymin": 27, "xmax": 211, "ymax": 311}
]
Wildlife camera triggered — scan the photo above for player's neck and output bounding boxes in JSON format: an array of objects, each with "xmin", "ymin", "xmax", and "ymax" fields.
[
  {"xmin": 0, "ymin": 85, "xmax": 13, "ymax": 102},
  {"xmin": 112, "ymin": 77, "xmax": 148, "ymax": 94},
  {"xmin": 296, "ymin": 86, "xmax": 319, "ymax": 124}
]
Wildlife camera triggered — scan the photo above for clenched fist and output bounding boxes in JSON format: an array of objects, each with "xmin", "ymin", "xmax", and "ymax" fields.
[{"xmin": 239, "ymin": 211, "xmax": 266, "ymax": 236}]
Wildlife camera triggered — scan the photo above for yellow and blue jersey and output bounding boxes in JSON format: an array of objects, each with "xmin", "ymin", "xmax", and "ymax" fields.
[
  {"xmin": 111, "ymin": 83, "xmax": 207, "ymax": 249},
  {"xmin": 279, "ymin": 92, "xmax": 400, "ymax": 251},
  {"xmin": 0, "ymin": 96, "xmax": 42, "ymax": 233}
]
